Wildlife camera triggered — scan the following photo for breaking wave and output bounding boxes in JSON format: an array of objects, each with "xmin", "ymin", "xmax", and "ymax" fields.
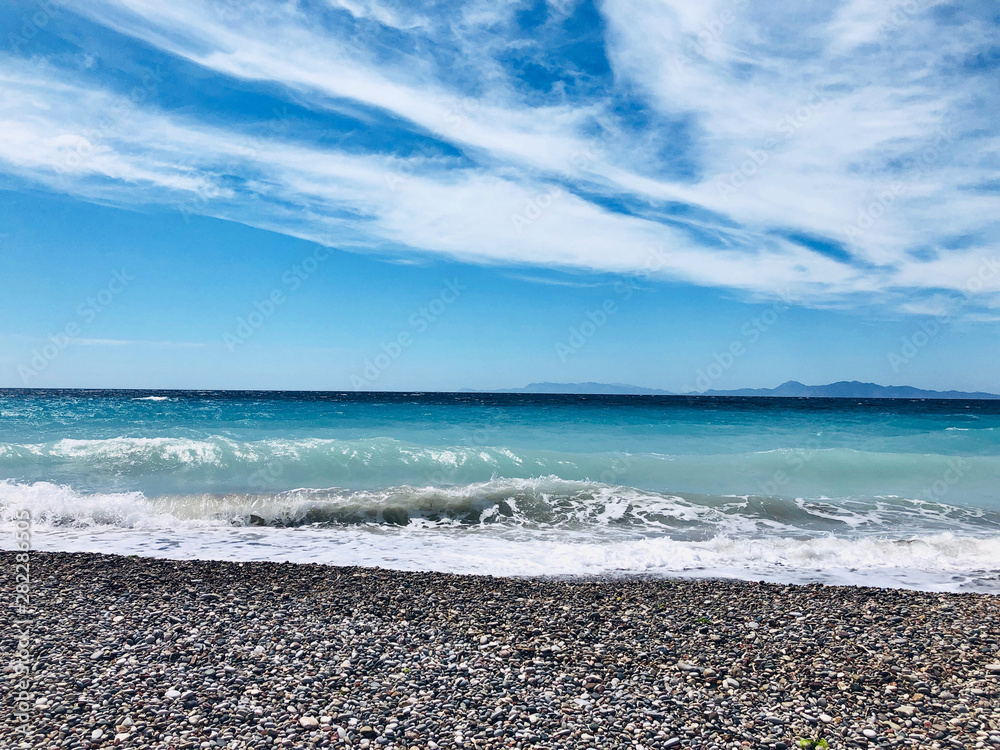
[
  {"xmin": 2, "ymin": 478, "xmax": 999, "ymax": 592},
  {"xmin": 3, "ymin": 475, "xmax": 999, "ymax": 534},
  {"xmin": 0, "ymin": 437, "xmax": 997, "ymax": 508}
]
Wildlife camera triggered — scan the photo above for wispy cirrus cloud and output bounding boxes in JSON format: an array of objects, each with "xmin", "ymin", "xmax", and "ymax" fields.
[
  {"xmin": 1, "ymin": 334, "xmax": 207, "ymax": 348},
  {"xmin": 74, "ymin": 338, "xmax": 208, "ymax": 347},
  {"xmin": 0, "ymin": 54, "xmax": 863, "ymax": 298},
  {"xmin": 1, "ymin": 0, "xmax": 999, "ymax": 316}
]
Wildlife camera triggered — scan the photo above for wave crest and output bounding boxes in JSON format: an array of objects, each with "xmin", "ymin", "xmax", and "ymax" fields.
[
  {"xmin": 1, "ymin": 437, "xmax": 999, "ymax": 510},
  {"xmin": 4, "ymin": 479, "xmax": 999, "ymax": 591},
  {"xmin": 2, "ymin": 477, "xmax": 998, "ymax": 537}
]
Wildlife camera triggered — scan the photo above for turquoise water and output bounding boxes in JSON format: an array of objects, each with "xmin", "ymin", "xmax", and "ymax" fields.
[{"xmin": 2, "ymin": 390, "xmax": 999, "ymax": 590}]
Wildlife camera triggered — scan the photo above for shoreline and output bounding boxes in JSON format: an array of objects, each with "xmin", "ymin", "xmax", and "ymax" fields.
[
  {"xmin": 4, "ymin": 551, "xmax": 1000, "ymax": 749},
  {"xmin": 9, "ymin": 526, "xmax": 1000, "ymax": 595}
]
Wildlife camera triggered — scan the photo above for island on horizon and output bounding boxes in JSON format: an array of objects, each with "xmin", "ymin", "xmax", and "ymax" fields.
[{"xmin": 476, "ymin": 379, "xmax": 1000, "ymax": 399}]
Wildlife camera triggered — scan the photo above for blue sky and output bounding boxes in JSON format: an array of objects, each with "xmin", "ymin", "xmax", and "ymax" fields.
[{"xmin": 1, "ymin": 0, "xmax": 999, "ymax": 392}]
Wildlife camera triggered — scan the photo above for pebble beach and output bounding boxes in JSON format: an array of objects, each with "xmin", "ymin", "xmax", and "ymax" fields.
[{"xmin": 4, "ymin": 551, "xmax": 1000, "ymax": 750}]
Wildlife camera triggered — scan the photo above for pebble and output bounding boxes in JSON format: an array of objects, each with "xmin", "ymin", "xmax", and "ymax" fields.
[{"xmin": 5, "ymin": 550, "xmax": 999, "ymax": 750}]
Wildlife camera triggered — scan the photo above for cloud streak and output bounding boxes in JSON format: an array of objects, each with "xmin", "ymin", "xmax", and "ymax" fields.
[{"xmin": 1, "ymin": 0, "xmax": 998, "ymax": 316}]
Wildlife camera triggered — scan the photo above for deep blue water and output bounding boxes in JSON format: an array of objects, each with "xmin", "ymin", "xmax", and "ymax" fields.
[{"xmin": 1, "ymin": 390, "xmax": 998, "ymax": 590}]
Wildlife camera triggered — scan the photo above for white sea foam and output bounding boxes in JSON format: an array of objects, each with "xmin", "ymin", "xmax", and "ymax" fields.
[
  {"xmin": 52, "ymin": 437, "xmax": 229, "ymax": 465},
  {"xmin": 7, "ymin": 523, "xmax": 999, "ymax": 593},
  {"xmin": 2, "ymin": 479, "xmax": 998, "ymax": 592}
]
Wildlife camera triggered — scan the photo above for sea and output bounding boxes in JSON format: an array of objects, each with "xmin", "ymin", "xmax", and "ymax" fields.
[{"xmin": 1, "ymin": 389, "xmax": 999, "ymax": 592}]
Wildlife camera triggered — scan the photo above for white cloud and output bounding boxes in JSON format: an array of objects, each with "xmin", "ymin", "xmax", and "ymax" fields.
[
  {"xmin": 599, "ymin": 0, "xmax": 1000, "ymax": 268},
  {"xmin": 1, "ymin": 0, "xmax": 999, "ymax": 315},
  {"xmin": 326, "ymin": 0, "xmax": 431, "ymax": 30},
  {"xmin": 0, "ymin": 56, "xmax": 869, "ymax": 301}
]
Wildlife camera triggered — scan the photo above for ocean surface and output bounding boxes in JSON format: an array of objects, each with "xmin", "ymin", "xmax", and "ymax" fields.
[{"xmin": 2, "ymin": 389, "xmax": 999, "ymax": 592}]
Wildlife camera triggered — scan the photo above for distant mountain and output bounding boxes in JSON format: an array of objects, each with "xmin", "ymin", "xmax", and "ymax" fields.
[
  {"xmin": 475, "ymin": 380, "xmax": 1000, "ymax": 399},
  {"xmin": 691, "ymin": 380, "xmax": 1000, "ymax": 399}
]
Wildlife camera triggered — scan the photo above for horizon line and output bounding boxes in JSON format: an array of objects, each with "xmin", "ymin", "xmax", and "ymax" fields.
[{"xmin": 2, "ymin": 385, "xmax": 999, "ymax": 400}]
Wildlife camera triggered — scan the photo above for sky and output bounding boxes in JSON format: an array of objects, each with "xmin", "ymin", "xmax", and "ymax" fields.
[{"xmin": 1, "ymin": 0, "xmax": 999, "ymax": 392}]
